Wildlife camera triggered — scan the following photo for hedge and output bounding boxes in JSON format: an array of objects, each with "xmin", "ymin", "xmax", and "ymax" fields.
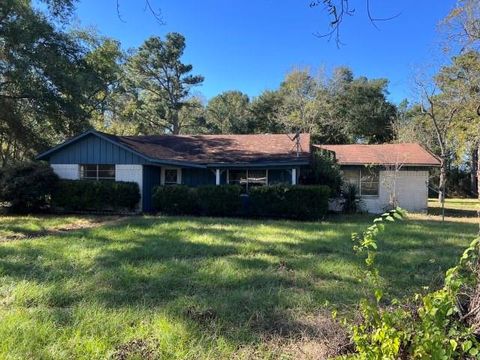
[
  {"xmin": 197, "ymin": 185, "xmax": 242, "ymax": 216},
  {"xmin": 249, "ymin": 185, "xmax": 330, "ymax": 219},
  {"xmin": 52, "ymin": 180, "xmax": 140, "ymax": 212},
  {"xmin": 152, "ymin": 185, "xmax": 198, "ymax": 215},
  {"xmin": 151, "ymin": 184, "xmax": 330, "ymax": 220}
]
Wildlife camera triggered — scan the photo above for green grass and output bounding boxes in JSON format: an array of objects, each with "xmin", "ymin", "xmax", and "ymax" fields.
[
  {"xmin": 0, "ymin": 214, "xmax": 477, "ymax": 359},
  {"xmin": 428, "ymin": 197, "xmax": 479, "ymax": 217}
]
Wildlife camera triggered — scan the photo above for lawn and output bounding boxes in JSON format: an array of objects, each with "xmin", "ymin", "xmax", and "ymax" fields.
[
  {"xmin": 0, "ymin": 213, "xmax": 477, "ymax": 359},
  {"xmin": 428, "ymin": 197, "xmax": 479, "ymax": 217}
]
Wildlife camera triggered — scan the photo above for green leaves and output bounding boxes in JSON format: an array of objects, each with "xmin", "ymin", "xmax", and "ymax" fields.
[{"xmin": 348, "ymin": 207, "xmax": 480, "ymax": 359}]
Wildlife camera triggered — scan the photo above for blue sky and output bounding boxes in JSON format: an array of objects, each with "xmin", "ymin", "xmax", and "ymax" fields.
[{"xmin": 73, "ymin": 0, "xmax": 456, "ymax": 104}]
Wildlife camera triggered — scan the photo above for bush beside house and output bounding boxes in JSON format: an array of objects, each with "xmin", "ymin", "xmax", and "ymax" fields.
[
  {"xmin": 52, "ymin": 180, "xmax": 140, "ymax": 212},
  {"xmin": 249, "ymin": 185, "xmax": 330, "ymax": 219},
  {"xmin": 152, "ymin": 184, "xmax": 330, "ymax": 219},
  {"xmin": 0, "ymin": 162, "xmax": 59, "ymax": 213}
]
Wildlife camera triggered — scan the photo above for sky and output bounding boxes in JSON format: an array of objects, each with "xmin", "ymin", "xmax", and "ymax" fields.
[{"xmin": 72, "ymin": 0, "xmax": 457, "ymax": 104}]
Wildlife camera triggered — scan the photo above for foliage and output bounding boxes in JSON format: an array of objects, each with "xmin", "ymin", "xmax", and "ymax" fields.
[
  {"xmin": 249, "ymin": 185, "xmax": 330, "ymax": 220},
  {"xmin": 152, "ymin": 185, "xmax": 198, "ymax": 215},
  {"xmin": 0, "ymin": 0, "xmax": 118, "ymax": 165},
  {"xmin": 205, "ymin": 91, "xmax": 253, "ymax": 134},
  {"xmin": 196, "ymin": 185, "xmax": 243, "ymax": 217},
  {"xmin": 341, "ymin": 183, "xmax": 361, "ymax": 214},
  {"xmin": 52, "ymin": 180, "xmax": 140, "ymax": 212},
  {"xmin": 302, "ymin": 149, "xmax": 343, "ymax": 194},
  {"xmin": 125, "ymin": 33, "xmax": 204, "ymax": 135},
  {"xmin": 345, "ymin": 208, "xmax": 480, "ymax": 359},
  {"xmin": 0, "ymin": 162, "xmax": 59, "ymax": 212}
]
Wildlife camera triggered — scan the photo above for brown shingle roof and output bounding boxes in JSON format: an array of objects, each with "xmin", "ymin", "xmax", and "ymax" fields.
[
  {"xmin": 103, "ymin": 132, "xmax": 311, "ymax": 164},
  {"xmin": 313, "ymin": 143, "xmax": 440, "ymax": 166}
]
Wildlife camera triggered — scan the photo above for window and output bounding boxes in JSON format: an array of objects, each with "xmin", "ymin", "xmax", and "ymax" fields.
[
  {"xmin": 80, "ymin": 164, "xmax": 115, "ymax": 180},
  {"xmin": 164, "ymin": 169, "xmax": 180, "ymax": 185},
  {"xmin": 228, "ymin": 169, "xmax": 267, "ymax": 192},
  {"xmin": 341, "ymin": 167, "xmax": 379, "ymax": 196},
  {"xmin": 360, "ymin": 168, "xmax": 379, "ymax": 196}
]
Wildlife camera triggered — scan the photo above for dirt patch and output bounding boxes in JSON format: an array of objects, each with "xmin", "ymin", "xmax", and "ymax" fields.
[
  {"xmin": 111, "ymin": 339, "xmax": 159, "ymax": 360},
  {"xmin": 0, "ymin": 216, "xmax": 124, "ymax": 242},
  {"xmin": 184, "ymin": 306, "xmax": 217, "ymax": 325},
  {"xmin": 247, "ymin": 311, "xmax": 352, "ymax": 359}
]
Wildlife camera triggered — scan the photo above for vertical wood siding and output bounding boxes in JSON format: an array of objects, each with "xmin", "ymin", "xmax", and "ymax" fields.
[
  {"xmin": 142, "ymin": 166, "xmax": 161, "ymax": 212},
  {"xmin": 49, "ymin": 134, "xmax": 147, "ymax": 164}
]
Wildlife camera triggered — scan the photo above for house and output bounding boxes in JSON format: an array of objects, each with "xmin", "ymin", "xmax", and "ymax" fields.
[
  {"xmin": 37, "ymin": 130, "xmax": 311, "ymax": 212},
  {"xmin": 314, "ymin": 143, "xmax": 441, "ymax": 213}
]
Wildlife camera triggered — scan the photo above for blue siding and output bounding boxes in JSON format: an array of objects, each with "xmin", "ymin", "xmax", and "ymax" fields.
[
  {"xmin": 142, "ymin": 166, "xmax": 161, "ymax": 212},
  {"xmin": 182, "ymin": 168, "xmax": 216, "ymax": 186},
  {"xmin": 49, "ymin": 133, "xmax": 147, "ymax": 164}
]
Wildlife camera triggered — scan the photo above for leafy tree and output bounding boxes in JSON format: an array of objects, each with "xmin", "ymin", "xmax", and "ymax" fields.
[
  {"xmin": 125, "ymin": 33, "xmax": 204, "ymax": 134},
  {"xmin": 278, "ymin": 69, "xmax": 321, "ymax": 134},
  {"xmin": 331, "ymin": 77, "xmax": 396, "ymax": 144},
  {"xmin": 249, "ymin": 90, "xmax": 285, "ymax": 133},
  {"xmin": 205, "ymin": 91, "xmax": 252, "ymax": 134},
  {"xmin": 0, "ymin": 0, "xmax": 117, "ymax": 164}
]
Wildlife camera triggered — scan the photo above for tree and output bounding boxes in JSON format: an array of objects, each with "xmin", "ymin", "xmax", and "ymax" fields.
[
  {"xmin": 330, "ymin": 76, "xmax": 396, "ymax": 144},
  {"xmin": 205, "ymin": 91, "xmax": 252, "ymax": 134},
  {"xmin": 0, "ymin": 0, "xmax": 114, "ymax": 165},
  {"xmin": 278, "ymin": 69, "xmax": 321, "ymax": 134},
  {"xmin": 126, "ymin": 33, "xmax": 204, "ymax": 135},
  {"xmin": 436, "ymin": 51, "xmax": 480, "ymax": 197},
  {"xmin": 249, "ymin": 91, "xmax": 285, "ymax": 134}
]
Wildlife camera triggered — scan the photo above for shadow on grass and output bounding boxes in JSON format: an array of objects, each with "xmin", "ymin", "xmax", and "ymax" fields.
[
  {"xmin": 0, "ymin": 215, "xmax": 476, "ymax": 345},
  {"xmin": 428, "ymin": 206, "xmax": 478, "ymax": 218}
]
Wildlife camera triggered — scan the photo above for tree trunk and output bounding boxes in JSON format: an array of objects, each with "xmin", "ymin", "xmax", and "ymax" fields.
[
  {"xmin": 477, "ymin": 144, "xmax": 480, "ymax": 200},
  {"xmin": 438, "ymin": 157, "xmax": 447, "ymax": 203},
  {"xmin": 472, "ymin": 145, "xmax": 479, "ymax": 197}
]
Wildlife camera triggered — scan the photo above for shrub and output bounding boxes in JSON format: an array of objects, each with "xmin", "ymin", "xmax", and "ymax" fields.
[
  {"xmin": 341, "ymin": 182, "xmax": 361, "ymax": 213},
  {"xmin": 0, "ymin": 162, "xmax": 59, "ymax": 213},
  {"xmin": 52, "ymin": 180, "xmax": 140, "ymax": 212},
  {"xmin": 152, "ymin": 185, "xmax": 198, "ymax": 215},
  {"xmin": 249, "ymin": 185, "xmax": 330, "ymax": 220},
  {"xmin": 302, "ymin": 149, "xmax": 343, "ymax": 194},
  {"xmin": 197, "ymin": 185, "xmax": 242, "ymax": 217},
  {"xmin": 345, "ymin": 209, "xmax": 480, "ymax": 358}
]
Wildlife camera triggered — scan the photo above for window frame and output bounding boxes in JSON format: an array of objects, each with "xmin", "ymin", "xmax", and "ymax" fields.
[
  {"xmin": 227, "ymin": 169, "xmax": 268, "ymax": 192},
  {"xmin": 80, "ymin": 164, "xmax": 115, "ymax": 181},
  {"xmin": 341, "ymin": 167, "xmax": 380, "ymax": 197},
  {"xmin": 161, "ymin": 168, "xmax": 182, "ymax": 186}
]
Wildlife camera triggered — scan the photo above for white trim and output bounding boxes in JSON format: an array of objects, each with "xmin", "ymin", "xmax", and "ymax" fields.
[
  {"xmin": 50, "ymin": 164, "xmax": 80, "ymax": 180},
  {"xmin": 291, "ymin": 168, "xmax": 297, "ymax": 185},
  {"xmin": 115, "ymin": 164, "xmax": 143, "ymax": 212},
  {"xmin": 161, "ymin": 167, "xmax": 182, "ymax": 185},
  {"xmin": 215, "ymin": 169, "xmax": 220, "ymax": 185}
]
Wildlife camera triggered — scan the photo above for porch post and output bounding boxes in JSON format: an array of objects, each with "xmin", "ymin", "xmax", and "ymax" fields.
[
  {"xmin": 215, "ymin": 169, "xmax": 221, "ymax": 185},
  {"xmin": 291, "ymin": 168, "xmax": 297, "ymax": 185}
]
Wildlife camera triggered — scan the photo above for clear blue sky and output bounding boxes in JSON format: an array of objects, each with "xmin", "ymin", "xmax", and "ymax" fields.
[{"xmin": 73, "ymin": 0, "xmax": 456, "ymax": 104}]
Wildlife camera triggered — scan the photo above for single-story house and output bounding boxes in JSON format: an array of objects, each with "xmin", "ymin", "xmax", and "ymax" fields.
[
  {"xmin": 37, "ymin": 130, "xmax": 311, "ymax": 212},
  {"xmin": 314, "ymin": 143, "xmax": 441, "ymax": 213}
]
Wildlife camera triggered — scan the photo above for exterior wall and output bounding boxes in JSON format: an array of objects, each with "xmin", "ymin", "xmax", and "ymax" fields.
[
  {"xmin": 142, "ymin": 166, "xmax": 161, "ymax": 212},
  {"xmin": 115, "ymin": 165, "xmax": 143, "ymax": 211},
  {"xmin": 51, "ymin": 164, "xmax": 79, "ymax": 179},
  {"xmin": 49, "ymin": 133, "xmax": 147, "ymax": 165},
  {"xmin": 362, "ymin": 170, "xmax": 429, "ymax": 213},
  {"xmin": 182, "ymin": 168, "xmax": 216, "ymax": 186}
]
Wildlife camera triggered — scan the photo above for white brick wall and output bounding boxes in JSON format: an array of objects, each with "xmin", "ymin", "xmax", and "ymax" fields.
[
  {"xmin": 115, "ymin": 164, "xmax": 143, "ymax": 211},
  {"xmin": 51, "ymin": 164, "xmax": 79, "ymax": 180},
  {"xmin": 362, "ymin": 170, "xmax": 429, "ymax": 213}
]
